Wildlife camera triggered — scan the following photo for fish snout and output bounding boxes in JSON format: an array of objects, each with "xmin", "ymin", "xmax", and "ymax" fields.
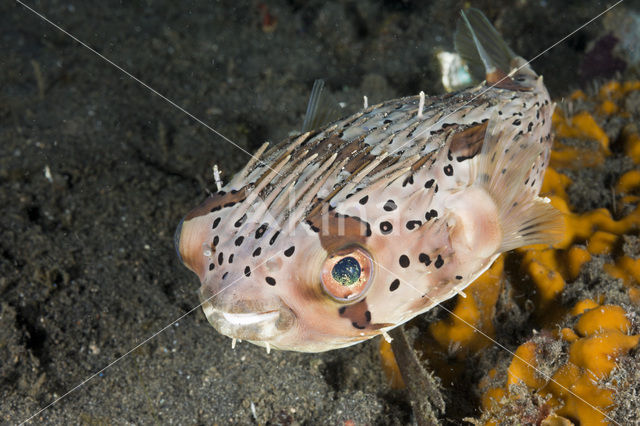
[{"xmin": 174, "ymin": 213, "xmax": 212, "ymax": 279}]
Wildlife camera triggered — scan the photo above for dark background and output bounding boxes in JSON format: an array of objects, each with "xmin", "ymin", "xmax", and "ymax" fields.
[{"xmin": 1, "ymin": 0, "xmax": 638, "ymax": 423}]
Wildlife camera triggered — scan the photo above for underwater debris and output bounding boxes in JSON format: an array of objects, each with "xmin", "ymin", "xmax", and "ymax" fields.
[{"xmin": 437, "ymin": 51, "xmax": 473, "ymax": 92}]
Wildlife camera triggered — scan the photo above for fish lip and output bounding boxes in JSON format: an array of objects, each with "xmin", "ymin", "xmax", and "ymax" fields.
[
  {"xmin": 200, "ymin": 299, "xmax": 296, "ymax": 342},
  {"xmin": 220, "ymin": 310, "xmax": 280, "ymax": 326}
]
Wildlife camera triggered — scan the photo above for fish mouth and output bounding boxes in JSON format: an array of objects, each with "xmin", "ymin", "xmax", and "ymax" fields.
[{"xmin": 200, "ymin": 296, "xmax": 296, "ymax": 342}]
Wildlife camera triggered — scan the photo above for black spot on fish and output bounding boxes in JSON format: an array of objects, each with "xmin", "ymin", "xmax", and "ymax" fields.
[
  {"xmin": 359, "ymin": 195, "xmax": 369, "ymax": 205},
  {"xmin": 252, "ymin": 247, "xmax": 261, "ymax": 257},
  {"xmin": 444, "ymin": 164, "xmax": 453, "ymax": 176},
  {"xmin": 383, "ymin": 200, "xmax": 397, "ymax": 211},
  {"xmin": 390, "ymin": 279, "xmax": 400, "ymax": 292},
  {"xmin": 435, "ymin": 255, "xmax": 444, "ymax": 268},
  {"xmin": 380, "ymin": 221, "xmax": 393, "ymax": 235},
  {"xmin": 234, "ymin": 214, "xmax": 246, "ymax": 228},
  {"xmin": 456, "ymin": 275, "xmax": 463, "ymax": 280},
  {"xmin": 212, "ymin": 217, "xmax": 221, "ymax": 229},
  {"xmin": 235, "ymin": 236, "xmax": 244, "ymax": 246},
  {"xmin": 419, "ymin": 253, "xmax": 431, "ymax": 266},
  {"xmin": 425, "ymin": 209, "xmax": 438, "ymax": 221},
  {"xmin": 402, "ymin": 175, "xmax": 414, "ymax": 187},
  {"xmin": 213, "ymin": 235, "xmax": 219, "ymax": 246},
  {"xmin": 406, "ymin": 220, "xmax": 422, "ymax": 230},
  {"xmin": 284, "ymin": 246, "xmax": 295, "ymax": 257},
  {"xmin": 228, "ymin": 253, "xmax": 234, "ymax": 263},
  {"xmin": 513, "ymin": 119, "xmax": 521, "ymax": 126},
  {"xmin": 424, "ymin": 179, "xmax": 435, "ymax": 189},
  {"xmin": 352, "ymin": 322, "xmax": 365, "ymax": 330},
  {"xmin": 269, "ymin": 231, "xmax": 280, "ymax": 245},
  {"xmin": 209, "ymin": 263, "xmax": 215, "ymax": 271},
  {"xmin": 365, "ymin": 223, "xmax": 372, "ymax": 237},
  {"xmin": 218, "ymin": 252, "xmax": 224, "ymax": 265},
  {"xmin": 305, "ymin": 220, "xmax": 320, "ymax": 234},
  {"xmin": 339, "ymin": 306, "xmax": 346, "ymax": 315},
  {"xmin": 222, "ymin": 272, "xmax": 229, "ymax": 280},
  {"xmin": 244, "ymin": 266, "xmax": 251, "ymax": 277},
  {"xmin": 255, "ymin": 223, "xmax": 268, "ymax": 239},
  {"xmin": 528, "ymin": 122, "xmax": 533, "ymax": 132},
  {"xmin": 365, "ymin": 311, "xmax": 371, "ymax": 322},
  {"xmin": 265, "ymin": 276, "xmax": 276, "ymax": 286},
  {"xmin": 399, "ymin": 255, "xmax": 410, "ymax": 268}
]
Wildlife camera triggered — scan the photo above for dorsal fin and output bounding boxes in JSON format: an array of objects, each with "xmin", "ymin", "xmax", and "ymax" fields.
[
  {"xmin": 454, "ymin": 8, "xmax": 516, "ymax": 82},
  {"xmin": 301, "ymin": 79, "xmax": 325, "ymax": 132},
  {"xmin": 301, "ymin": 79, "xmax": 345, "ymax": 133}
]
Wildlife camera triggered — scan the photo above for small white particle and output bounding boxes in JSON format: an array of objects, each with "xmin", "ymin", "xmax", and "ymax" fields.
[
  {"xmin": 457, "ymin": 290, "xmax": 467, "ymax": 298},
  {"xmin": 418, "ymin": 91, "xmax": 425, "ymax": 118},
  {"xmin": 231, "ymin": 338, "xmax": 237, "ymax": 349},
  {"xmin": 213, "ymin": 164, "xmax": 223, "ymax": 191},
  {"xmin": 250, "ymin": 402, "xmax": 257, "ymax": 420},
  {"xmin": 44, "ymin": 165, "xmax": 53, "ymax": 183},
  {"xmin": 144, "ymin": 244, "xmax": 150, "ymax": 250},
  {"xmin": 265, "ymin": 342, "xmax": 271, "ymax": 354},
  {"xmin": 381, "ymin": 331, "xmax": 393, "ymax": 343},
  {"xmin": 363, "ymin": 95, "xmax": 368, "ymax": 109}
]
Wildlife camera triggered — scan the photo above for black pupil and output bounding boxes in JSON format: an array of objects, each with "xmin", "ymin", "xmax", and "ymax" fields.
[{"xmin": 331, "ymin": 257, "xmax": 361, "ymax": 286}]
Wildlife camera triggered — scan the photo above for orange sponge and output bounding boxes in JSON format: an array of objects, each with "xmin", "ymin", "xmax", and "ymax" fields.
[{"xmin": 482, "ymin": 302, "xmax": 639, "ymax": 425}]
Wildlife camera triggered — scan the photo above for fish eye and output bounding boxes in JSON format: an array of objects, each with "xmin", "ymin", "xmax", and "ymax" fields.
[{"xmin": 321, "ymin": 246, "xmax": 373, "ymax": 302}]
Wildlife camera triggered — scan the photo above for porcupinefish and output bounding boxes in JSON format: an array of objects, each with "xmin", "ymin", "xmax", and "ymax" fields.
[{"xmin": 175, "ymin": 9, "xmax": 563, "ymax": 352}]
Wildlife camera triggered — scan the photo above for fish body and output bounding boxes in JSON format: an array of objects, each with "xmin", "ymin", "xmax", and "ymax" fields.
[{"xmin": 175, "ymin": 9, "xmax": 562, "ymax": 352}]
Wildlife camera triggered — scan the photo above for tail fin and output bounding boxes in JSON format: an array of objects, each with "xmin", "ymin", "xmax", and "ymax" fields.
[{"xmin": 455, "ymin": 8, "xmax": 516, "ymax": 82}]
